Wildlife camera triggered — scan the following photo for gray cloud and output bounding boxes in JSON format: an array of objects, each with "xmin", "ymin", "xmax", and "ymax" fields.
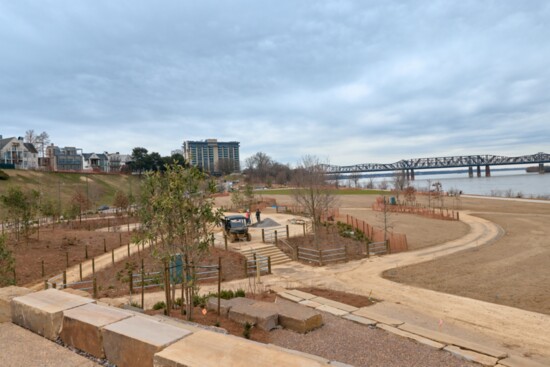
[{"xmin": 1, "ymin": 0, "xmax": 549, "ymax": 165}]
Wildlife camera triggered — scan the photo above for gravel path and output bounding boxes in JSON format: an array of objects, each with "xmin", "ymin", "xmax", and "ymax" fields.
[{"xmin": 269, "ymin": 312, "xmax": 480, "ymax": 367}]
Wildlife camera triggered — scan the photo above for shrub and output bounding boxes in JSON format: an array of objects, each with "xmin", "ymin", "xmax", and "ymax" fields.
[
  {"xmin": 219, "ymin": 289, "xmax": 234, "ymax": 300},
  {"xmin": 235, "ymin": 288, "xmax": 245, "ymax": 297},
  {"xmin": 152, "ymin": 301, "xmax": 166, "ymax": 310}
]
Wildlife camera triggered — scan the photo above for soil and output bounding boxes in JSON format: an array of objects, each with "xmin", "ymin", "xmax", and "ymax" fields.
[
  {"xmin": 6, "ymin": 217, "xmax": 137, "ymax": 287},
  {"xmin": 83, "ymin": 247, "xmax": 250, "ymax": 298},
  {"xmin": 295, "ymin": 287, "xmax": 376, "ymax": 308}
]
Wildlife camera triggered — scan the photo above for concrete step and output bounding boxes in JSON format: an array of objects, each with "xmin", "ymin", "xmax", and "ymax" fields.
[{"xmin": 238, "ymin": 245, "xmax": 292, "ymax": 265}]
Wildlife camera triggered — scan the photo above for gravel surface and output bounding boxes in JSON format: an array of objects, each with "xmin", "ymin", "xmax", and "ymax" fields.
[
  {"xmin": 253, "ymin": 218, "xmax": 281, "ymax": 228},
  {"xmin": 269, "ymin": 312, "xmax": 481, "ymax": 367}
]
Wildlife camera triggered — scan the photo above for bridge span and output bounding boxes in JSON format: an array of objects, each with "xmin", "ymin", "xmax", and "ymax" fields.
[{"xmin": 325, "ymin": 152, "xmax": 550, "ymax": 179}]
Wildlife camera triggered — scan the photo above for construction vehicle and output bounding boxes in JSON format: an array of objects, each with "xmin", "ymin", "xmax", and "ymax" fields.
[{"xmin": 221, "ymin": 215, "xmax": 251, "ymax": 242}]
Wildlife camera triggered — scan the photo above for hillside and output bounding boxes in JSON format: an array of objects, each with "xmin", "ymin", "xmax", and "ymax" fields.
[{"xmin": 0, "ymin": 169, "xmax": 141, "ymax": 217}]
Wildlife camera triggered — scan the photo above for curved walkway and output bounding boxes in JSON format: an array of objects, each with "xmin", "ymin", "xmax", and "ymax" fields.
[{"xmin": 270, "ymin": 212, "xmax": 550, "ymax": 360}]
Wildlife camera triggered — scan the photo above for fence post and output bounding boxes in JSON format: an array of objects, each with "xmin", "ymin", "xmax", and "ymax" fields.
[
  {"xmin": 127, "ymin": 243, "xmax": 130, "ymax": 257},
  {"xmin": 244, "ymin": 259, "xmax": 248, "ymax": 277},
  {"xmin": 346, "ymin": 214, "xmax": 349, "ymax": 224},
  {"xmin": 44, "ymin": 280, "xmax": 48, "ymax": 290},
  {"xmin": 79, "ymin": 263, "xmax": 83, "ymax": 281},
  {"xmin": 85, "ymin": 245, "xmax": 88, "ymax": 259},
  {"xmin": 93, "ymin": 277, "xmax": 97, "ymax": 299},
  {"xmin": 62, "ymin": 270, "xmax": 66, "ymax": 289},
  {"xmin": 366, "ymin": 241, "xmax": 370, "ymax": 258},
  {"xmin": 457, "ymin": 212, "xmax": 460, "ymax": 220},
  {"xmin": 268, "ymin": 256, "xmax": 272, "ymax": 274},
  {"xmin": 111, "ymin": 249, "xmax": 115, "ymax": 265},
  {"xmin": 211, "ymin": 233, "xmax": 215, "ymax": 247},
  {"xmin": 224, "ymin": 234, "xmax": 228, "ymax": 250},
  {"xmin": 92, "ymin": 258, "xmax": 95, "ymax": 276},
  {"xmin": 103, "ymin": 239, "xmax": 107, "ymax": 253},
  {"xmin": 274, "ymin": 230, "xmax": 278, "ymax": 245},
  {"xmin": 302, "ymin": 223, "xmax": 306, "ymax": 236},
  {"xmin": 217, "ymin": 257, "xmax": 221, "ymax": 323},
  {"xmin": 41, "ymin": 260, "xmax": 45, "ymax": 277},
  {"xmin": 261, "ymin": 229, "xmax": 265, "ymax": 243},
  {"xmin": 294, "ymin": 247, "xmax": 299, "ymax": 261},
  {"xmin": 119, "ymin": 233, "xmax": 122, "ymax": 246},
  {"xmin": 66, "ymin": 252, "xmax": 69, "ymax": 268},
  {"xmin": 319, "ymin": 250, "xmax": 323, "ymax": 266},
  {"xmin": 255, "ymin": 254, "xmax": 261, "ymax": 283},
  {"xmin": 286, "ymin": 225, "xmax": 289, "ymax": 239},
  {"xmin": 141, "ymin": 258, "xmax": 145, "ymax": 309}
]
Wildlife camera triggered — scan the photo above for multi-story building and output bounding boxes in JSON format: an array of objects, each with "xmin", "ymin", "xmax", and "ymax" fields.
[
  {"xmin": 183, "ymin": 139, "xmax": 240, "ymax": 174},
  {"xmin": 0, "ymin": 135, "xmax": 39, "ymax": 169},
  {"xmin": 82, "ymin": 152, "xmax": 109, "ymax": 172},
  {"xmin": 46, "ymin": 145, "xmax": 83, "ymax": 171},
  {"xmin": 106, "ymin": 152, "xmax": 131, "ymax": 172}
]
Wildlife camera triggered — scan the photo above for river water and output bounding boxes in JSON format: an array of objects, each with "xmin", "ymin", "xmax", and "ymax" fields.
[{"xmin": 358, "ymin": 169, "xmax": 550, "ymax": 198}]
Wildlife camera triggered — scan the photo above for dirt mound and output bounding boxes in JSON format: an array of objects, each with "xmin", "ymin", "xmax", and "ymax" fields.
[{"xmin": 253, "ymin": 218, "xmax": 280, "ymax": 228}]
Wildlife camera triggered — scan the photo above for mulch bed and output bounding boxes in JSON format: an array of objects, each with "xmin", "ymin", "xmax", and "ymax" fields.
[
  {"xmin": 84, "ymin": 247, "xmax": 250, "ymax": 298},
  {"xmin": 295, "ymin": 287, "xmax": 377, "ymax": 308},
  {"xmin": 5, "ymin": 218, "xmax": 137, "ymax": 287}
]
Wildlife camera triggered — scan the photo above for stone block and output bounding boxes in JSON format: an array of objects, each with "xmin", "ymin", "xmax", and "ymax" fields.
[
  {"xmin": 274, "ymin": 298, "xmax": 323, "ymax": 333},
  {"xmin": 0, "ymin": 286, "xmax": 33, "ymax": 323},
  {"xmin": 102, "ymin": 316, "xmax": 191, "ymax": 367},
  {"xmin": 228, "ymin": 302, "xmax": 279, "ymax": 331},
  {"xmin": 299, "ymin": 300, "xmax": 322, "ymax": 308},
  {"xmin": 400, "ymin": 323, "xmax": 507, "ymax": 358},
  {"xmin": 285, "ymin": 289, "xmax": 317, "ymax": 300},
  {"xmin": 11, "ymin": 289, "xmax": 95, "ymax": 340},
  {"xmin": 60, "ymin": 303, "xmax": 133, "ymax": 358},
  {"xmin": 444, "ymin": 345, "xmax": 498, "ymax": 366},
  {"xmin": 278, "ymin": 292, "xmax": 303, "ymax": 303},
  {"xmin": 206, "ymin": 296, "xmax": 232, "ymax": 317},
  {"xmin": 309, "ymin": 296, "xmax": 358, "ymax": 313},
  {"xmin": 154, "ymin": 330, "xmax": 327, "ymax": 367},
  {"xmin": 342, "ymin": 314, "xmax": 377, "ymax": 326},
  {"xmin": 353, "ymin": 307, "xmax": 403, "ymax": 327},
  {"xmin": 316, "ymin": 304, "xmax": 349, "ymax": 317},
  {"xmin": 377, "ymin": 324, "xmax": 445, "ymax": 350}
]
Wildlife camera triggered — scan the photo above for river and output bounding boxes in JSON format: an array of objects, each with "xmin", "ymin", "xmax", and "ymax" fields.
[{"xmin": 357, "ymin": 169, "xmax": 550, "ymax": 198}]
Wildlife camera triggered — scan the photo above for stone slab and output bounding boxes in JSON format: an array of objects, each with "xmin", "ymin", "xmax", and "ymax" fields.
[
  {"xmin": 444, "ymin": 345, "xmax": 499, "ymax": 366},
  {"xmin": 0, "ymin": 286, "xmax": 33, "ymax": 323},
  {"xmin": 228, "ymin": 302, "xmax": 279, "ymax": 331},
  {"xmin": 102, "ymin": 316, "xmax": 191, "ymax": 367},
  {"xmin": 309, "ymin": 296, "xmax": 358, "ymax": 313},
  {"xmin": 316, "ymin": 304, "xmax": 349, "ymax": 317},
  {"xmin": 267, "ymin": 344, "xmax": 330, "ymax": 364},
  {"xmin": 154, "ymin": 330, "xmax": 327, "ymax": 367},
  {"xmin": 206, "ymin": 296, "xmax": 232, "ymax": 317},
  {"xmin": 400, "ymin": 323, "xmax": 507, "ymax": 359},
  {"xmin": 352, "ymin": 307, "xmax": 404, "ymax": 327},
  {"xmin": 60, "ymin": 303, "xmax": 133, "ymax": 358},
  {"xmin": 498, "ymin": 355, "xmax": 550, "ymax": 367},
  {"xmin": 273, "ymin": 298, "xmax": 324, "ymax": 333},
  {"xmin": 278, "ymin": 292, "xmax": 304, "ymax": 303},
  {"xmin": 0, "ymin": 322, "xmax": 100, "ymax": 367},
  {"xmin": 342, "ymin": 314, "xmax": 377, "ymax": 326},
  {"xmin": 299, "ymin": 300, "xmax": 322, "ymax": 308},
  {"xmin": 285, "ymin": 289, "xmax": 317, "ymax": 300},
  {"xmin": 11, "ymin": 289, "xmax": 95, "ymax": 340},
  {"xmin": 329, "ymin": 361, "xmax": 355, "ymax": 367},
  {"xmin": 377, "ymin": 323, "xmax": 445, "ymax": 350}
]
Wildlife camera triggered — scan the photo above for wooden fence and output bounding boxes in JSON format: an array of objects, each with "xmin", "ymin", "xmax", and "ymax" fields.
[
  {"xmin": 343, "ymin": 214, "xmax": 409, "ymax": 254},
  {"xmin": 371, "ymin": 201, "xmax": 459, "ymax": 221}
]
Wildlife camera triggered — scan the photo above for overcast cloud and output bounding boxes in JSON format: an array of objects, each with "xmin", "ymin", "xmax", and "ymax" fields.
[{"xmin": 1, "ymin": 0, "xmax": 549, "ymax": 165}]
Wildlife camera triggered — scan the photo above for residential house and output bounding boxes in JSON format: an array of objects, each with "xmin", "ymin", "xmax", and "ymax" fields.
[
  {"xmin": 46, "ymin": 145, "xmax": 83, "ymax": 171},
  {"xmin": 0, "ymin": 135, "xmax": 39, "ymax": 169},
  {"xmin": 82, "ymin": 152, "xmax": 109, "ymax": 172},
  {"xmin": 106, "ymin": 152, "xmax": 131, "ymax": 172}
]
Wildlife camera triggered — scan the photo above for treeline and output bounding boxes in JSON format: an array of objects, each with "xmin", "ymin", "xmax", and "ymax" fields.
[
  {"xmin": 243, "ymin": 152, "xmax": 293, "ymax": 185},
  {"xmin": 125, "ymin": 147, "xmax": 187, "ymax": 174}
]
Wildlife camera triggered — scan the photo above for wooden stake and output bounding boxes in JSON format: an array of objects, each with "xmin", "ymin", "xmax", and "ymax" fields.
[
  {"xmin": 41, "ymin": 260, "xmax": 45, "ymax": 277},
  {"xmin": 79, "ymin": 263, "xmax": 83, "ymax": 281},
  {"xmin": 111, "ymin": 249, "xmax": 115, "ymax": 265}
]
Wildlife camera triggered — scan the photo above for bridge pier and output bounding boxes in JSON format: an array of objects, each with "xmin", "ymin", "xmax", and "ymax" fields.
[
  {"xmin": 540, "ymin": 163, "xmax": 545, "ymax": 174},
  {"xmin": 477, "ymin": 165, "xmax": 481, "ymax": 177},
  {"xmin": 406, "ymin": 169, "xmax": 410, "ymax": 180},
  {"xmin": 468, "ymin": 166, "xmax": 473, "ymax": 178},
  {"xmin": 410, "ymin": 169, "xmax": 415, "ymax": 180},
  {"xmin": 485, "ymin": 165, "xmax": 491, "ymax": 177}
]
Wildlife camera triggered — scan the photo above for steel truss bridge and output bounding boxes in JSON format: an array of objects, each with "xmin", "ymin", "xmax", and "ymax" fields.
[{"xmin": 324, "ymin": 152, "xmax": 550, "ymax": 175}]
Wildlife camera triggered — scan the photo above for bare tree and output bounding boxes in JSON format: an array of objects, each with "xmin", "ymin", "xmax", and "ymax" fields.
[
  {"xmin": 292, "ymin": 155, "xmax": 336, "ymax": 231},
  {"xmin": 245, "ymin": 152, "xmax": 273, "ymax": 183},
  {"xmin": 349, "ymin": 170, "xmax": 361, "ymax": 188},
  {"xmin": 217, "ymin": 158, "xmax": 236, "ymax": 175},
  {"xmin": 24, "ymin": 130, "xmax": 50, "ymax": 157},
  {"xmin": 392, "ymin": 170, "xmax": 408, "ymax": 199}
]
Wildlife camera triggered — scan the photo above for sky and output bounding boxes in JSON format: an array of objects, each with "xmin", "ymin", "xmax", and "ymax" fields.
[{"xmin": 1, "ymin": 1, "xmax": 549, "ymax": 166}]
